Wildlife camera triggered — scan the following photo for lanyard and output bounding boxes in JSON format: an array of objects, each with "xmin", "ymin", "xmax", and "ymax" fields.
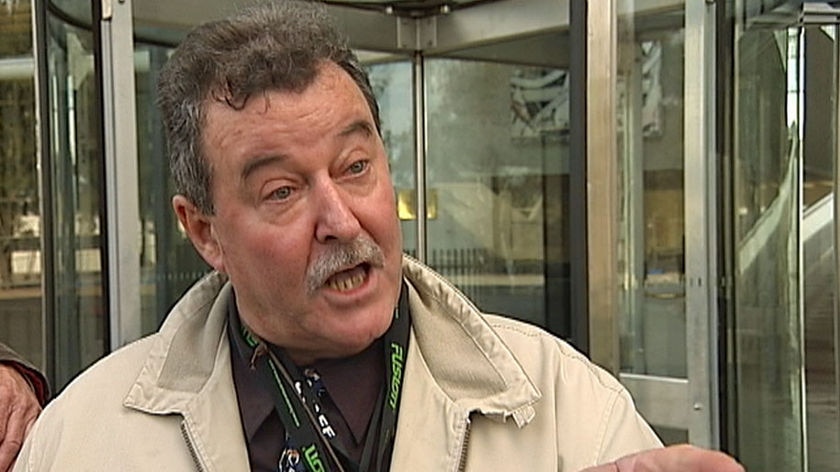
[{"xmin": 233, "ymin": 283, "xmax": 411, "ymax": 472}]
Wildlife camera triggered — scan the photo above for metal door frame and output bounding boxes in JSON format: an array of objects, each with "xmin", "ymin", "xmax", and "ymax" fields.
[
  {"xmin": 586, "ymin": 0, "xmax": 719, "ymax": 447},
  {"xmin": 807, "ymin": 0, "xmax": 840, "ymax": 462}
]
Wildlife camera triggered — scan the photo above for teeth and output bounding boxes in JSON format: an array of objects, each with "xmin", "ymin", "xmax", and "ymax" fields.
[{"xmin": 326, "ymin": 272, "xmax": 365, "ymax": 292}]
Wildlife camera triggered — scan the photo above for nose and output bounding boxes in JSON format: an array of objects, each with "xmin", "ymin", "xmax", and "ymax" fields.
[{"xmin": 313, "ymin": 179, "xmax": 362, "ymax": 244}]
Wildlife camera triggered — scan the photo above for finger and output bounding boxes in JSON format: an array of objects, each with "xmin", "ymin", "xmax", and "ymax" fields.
[
  {"xmin": 671, "ymin": 445, "xmax": 744, "ymax": 472},
  {"xmin": 23, "ymin": 415, "xmax": 36, "ymax": 439},
  {"xmin": 0, "ymin": 402, "xmax": 28, "ymax": 472},
  {"xmin": 577, "ymin": 462, "xmax": 622, "ymax": 472},
  {"xmin": 0, "ymin": 405, "xmax": 10, "ymax": 472},
  {"xmin": 0, "ymin": 384, "xmax": 14, "ymax": 442},
  {"xmin": 0, "ymin": 437, "xmax": 19, "ymax": 472},
  {"xmin": 624, "ymin": 445, "xmax": 745, "ymax": 472}
]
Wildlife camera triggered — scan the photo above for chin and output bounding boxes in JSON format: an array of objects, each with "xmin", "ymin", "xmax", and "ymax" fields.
[{"xmin": 337, "ymin": 312, "xmax": 392, "ymax": 352}]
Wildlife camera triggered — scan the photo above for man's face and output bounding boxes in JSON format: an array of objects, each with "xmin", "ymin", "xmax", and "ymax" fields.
[{"xmin": 175, "ymin": 62, "xmax": 403, "ymax": 364}]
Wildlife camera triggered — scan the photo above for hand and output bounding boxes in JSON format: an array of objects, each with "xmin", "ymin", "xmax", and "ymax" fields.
[
  {"xmin": 582, "ymin": 444, "xmax": 745, "ymax": 472},
  {"xmin": 0, "ymin": 364, "xmax": 41, "ymax": 472}
]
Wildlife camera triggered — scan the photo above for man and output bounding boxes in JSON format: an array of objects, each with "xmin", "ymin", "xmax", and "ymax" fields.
[
  {"xmin": 0, "ymin": 342, "xmax": 48, "ymax": 472},
  {"xmin": 15, "ymin": 1, "xmax": 743, "ymax": 471}
]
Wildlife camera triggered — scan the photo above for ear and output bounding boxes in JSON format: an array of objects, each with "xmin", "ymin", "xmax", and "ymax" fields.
[{"xmin": 172, "ymin": 195, "xmax": 226, "ymax": 273}]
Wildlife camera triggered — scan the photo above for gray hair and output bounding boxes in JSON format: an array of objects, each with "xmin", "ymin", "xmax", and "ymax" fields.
[{"xmin": 157, "ymin": 0, "xmax": 381, "ymax": 215}]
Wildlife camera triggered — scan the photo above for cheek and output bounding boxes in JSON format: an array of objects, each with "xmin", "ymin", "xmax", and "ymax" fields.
[
  {"xmin": 362, "ymin": 196, "xmax": 401, "ymax": 249},
  {"xmin": 220, "ymin": 221, "xmax": 310, "ymax": 276}
]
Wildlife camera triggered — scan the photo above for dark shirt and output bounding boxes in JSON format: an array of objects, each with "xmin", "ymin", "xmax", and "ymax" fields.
[{"xmin": 228, "ymin": 296, "xmax": 384, "ymax": 471}]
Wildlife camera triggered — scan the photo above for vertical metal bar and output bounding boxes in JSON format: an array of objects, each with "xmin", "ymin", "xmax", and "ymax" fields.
[
  {"xmin": 684, "ymin": 0, "xmax": 718, "ymax": 448},
  {"xmin": 587, "ymin": 0, "xmax": 619, "ymax": 374},
  {"xmin": 833, "ymin": 22, "xmax": 840, "ymax": 463},
  {"xmin": 99, "ymin": 0, "xmax": 141, "ymax": 349},
  {"xmin": 31, "ymin": 0, "xmax": 56, "ymax": 384},
  {"xmin": 624, "ymin": 52, "xmax": 646, "ymax": 373},
  {"xmin": 725, "ymin": 0, "xmax": 747, "ymax": 455},
  {"xmin": 413, "ymin": 51, "xmax": 427, "ymax": 263},
  {"xmin": 793, "ymin": 25, "xmax": 809, "ymax": 472},
  {"xmin": 715, "ymin": 0, "xmax": 735, "ymax": 453},
  {"xmin": 569, "ymin": 0, "xmax": 589, "ymax": 352}
]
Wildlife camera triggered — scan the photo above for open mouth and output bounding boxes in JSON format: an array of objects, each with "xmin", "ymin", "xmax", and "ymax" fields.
[{"xmin": 324, "ymin": 264, "xmax": 370, "ymax": 292}]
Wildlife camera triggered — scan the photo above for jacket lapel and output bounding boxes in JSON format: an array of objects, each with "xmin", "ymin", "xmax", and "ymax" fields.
[
  {"xmin": 123, "ymin": 273, "xmax": 250, "ymax": 471},
  {"xmin": 391, "ymin": 258, "xmax": 541, "ymax": 471}
]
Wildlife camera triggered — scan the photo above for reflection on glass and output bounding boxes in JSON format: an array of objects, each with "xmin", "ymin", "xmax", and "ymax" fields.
[
  {"xmin": 0, "ymin": 1, "xmax": 44, "ymax": 369},
  {"xmin": 46, "ymin": 12, "xmax": 107, "ymax": 388},
  {"xmin": 802, "ymin": 25, "xmax": 840, "ymax": 472},
  {"xmin": 367, "ymin": 61, "xmax": 416, "ymax": 256},
  {"xmin": 425, "ymin": 58, "xmax": 571, "ymax": 332},
  {"xmin": 47, "ymin": 0, "xmax": 91, "ymax": 25},
  {"xmin": 803, "ymin": 27, "xmax": 834, "ymax": 208},
  {"xmin": 732, "ymin": 15, "xmax": 804, "ymax": 470},
  {"xmin": 134, "ymin": 43, "xmax": 209, "ymax": 334},
  {"xmin": 616, "ymin": 8, "xmax": 686, "ymax": 379}
]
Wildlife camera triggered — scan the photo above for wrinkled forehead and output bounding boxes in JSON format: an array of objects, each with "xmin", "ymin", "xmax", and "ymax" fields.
[
  {"xmin": 199, "ymin": 62, "xmax": 376, "ymax": 158},
  {"xmin": 195, "ymin": 59, "xmax": 335, "ymax": 151}
]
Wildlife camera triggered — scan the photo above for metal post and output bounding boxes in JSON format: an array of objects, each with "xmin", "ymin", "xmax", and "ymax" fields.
[
  {"xmin": 413, "ymin": 51, "xmax": 428, "ymax": 263},
  {"xmin": 685, "ymin": 0, "xmax": 719, "ymax": 448},
  {"xmin": 586, "ymin": 0, "xmax": 619, "ymax": 374},
  {"xmin": 99, "ymin": 0, "xmax": 142, "ymax": 349}
]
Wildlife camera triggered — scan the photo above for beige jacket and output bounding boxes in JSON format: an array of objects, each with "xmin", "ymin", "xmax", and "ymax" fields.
[{"xmin": 15, "ymin": 257, "xmax": 660, "ymax": 471}]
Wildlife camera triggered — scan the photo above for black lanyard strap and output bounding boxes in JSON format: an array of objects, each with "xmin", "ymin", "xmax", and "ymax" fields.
[{"xmin": 233, "ymin": 282, "xmax": 411, "ymax": 472}]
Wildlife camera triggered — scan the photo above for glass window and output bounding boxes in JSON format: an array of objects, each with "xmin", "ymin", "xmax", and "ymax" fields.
[
  {"xmin": 801, "ymin": 24, "xmax": 840, "ymax": 472},
  {"xmin": 730, "ymin": 6, "xmax": 804, "ymax": 470},
  {"xmin": 616, "ymin": 10, "xmax": 687, "ymax": 379},
  {"xmin": 613, "ymin": 2, "xmax": 694, "ymax": 445},
  {"xmin": 367, "ymin": 60, "xmax": 416, "ymax": 256},
  {"xmin": 44, "ymin": 7, "xmax": 108, "ymax": 388},
  {"xmin": 425, "ymin": 57, "xmax": 570, "ymax": 333},
  {"xmin": 134, "ymin": 42, "xmax": 208, "ymax": 334},
  {"xmin": 0, "ymin": 1, "xmax": 43, "ymax": 370}
]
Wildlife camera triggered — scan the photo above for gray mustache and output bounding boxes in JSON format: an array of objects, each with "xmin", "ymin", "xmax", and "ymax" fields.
[{"xmin": 306, "ymin": 237, "xmax": 385, "ymax": 293}]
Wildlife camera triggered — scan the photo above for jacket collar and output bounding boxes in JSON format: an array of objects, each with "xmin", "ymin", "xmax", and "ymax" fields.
[
  {"xmin": 123, "ymin": 257, "xmax": 540, "ymax": 424},
  {"xmin": 401, "ymin": 256, "xmax": 540, "ymax": 426},
  {"xmin": 124, "ymin": 271, "xmax": 232, "ymax": 414}
]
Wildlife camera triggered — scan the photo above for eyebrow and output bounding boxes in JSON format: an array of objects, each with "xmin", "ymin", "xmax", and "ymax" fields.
[
  {"xmin": 239, "ymin": 119, "xmax": 376, "ymax": 183},
  {"xmin": 240, "ymin": 154, "xmax": 290, "ymax": 184},
  {"xmin": 338, "ymin": 119, "xmax": 375, "ymax": 139}
]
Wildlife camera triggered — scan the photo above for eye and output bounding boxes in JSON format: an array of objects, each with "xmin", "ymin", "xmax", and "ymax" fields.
[
  {"xmin": 348, "ymin": 160, "xmax": 368, "ymax": 175},
  {"xmin": 269, "ymin": 186, "xmax": 293, "ymax": 201}
]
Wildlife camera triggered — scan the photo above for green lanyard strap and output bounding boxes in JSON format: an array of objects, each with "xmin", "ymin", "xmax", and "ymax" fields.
[{"xmin": 234, "ymin": 282, "xmax": 411, "ymax": 472}]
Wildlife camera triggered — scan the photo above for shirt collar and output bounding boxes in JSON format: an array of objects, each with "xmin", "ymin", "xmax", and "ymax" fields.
[{"xmin": 227, "ymin": 291, "xmax": 384, "ymax": 444}]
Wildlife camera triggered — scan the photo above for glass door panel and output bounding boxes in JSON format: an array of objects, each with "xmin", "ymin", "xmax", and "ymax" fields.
[
  {"xmin": 612, "ymin": 0, "xmax": 716, "ymax": 447},
  {"xmin": 366, "ymin": 60, "xmax": 417, "ymax": 257},
  {"xmin": 43, "ymin": 3, "xmax": 108, "ymax": 389},
  {"xmin": 730, "ymin": 3, "xmax": 804, "ymax": 469},
  {"xmin": 617, "ymin": 8, "xmax": 687, "ymax": 380},
  {"xmin": 616, "ymin": 1, "xmax": 689, "ymax": 442},
  {"xmin": 133, "ymin": 41, "xmax": 209, "ymax": 334},
  {"xmin": 424, "ymin": 56, "xmax": 571, "ymax": 336},
  {"xmin": 0, "ymin": 1, "xmax": 44, "ymax": 371},
  {"xmin": 802, "ymin": 21, "xmax": 840, "ymax": 472}
]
